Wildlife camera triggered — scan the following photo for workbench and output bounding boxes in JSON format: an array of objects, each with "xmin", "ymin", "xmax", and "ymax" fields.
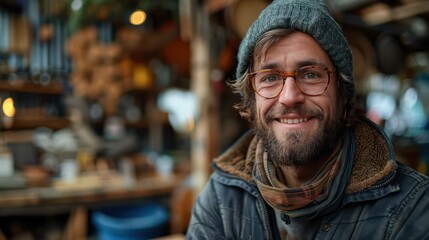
[{"xmin": 0, "ymin": 172, "xmax": 189, "ymax": 239}]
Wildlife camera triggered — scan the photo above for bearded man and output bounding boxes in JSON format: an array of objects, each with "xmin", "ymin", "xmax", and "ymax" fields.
[{"xmin": 186, "ymin": 0, "xmax": 429, "ymax": 239}]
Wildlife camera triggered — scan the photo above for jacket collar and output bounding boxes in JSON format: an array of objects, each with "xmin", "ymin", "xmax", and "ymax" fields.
[{"xmin": 214, "ymin": 118, "xmax": 397, "ymax": 194}]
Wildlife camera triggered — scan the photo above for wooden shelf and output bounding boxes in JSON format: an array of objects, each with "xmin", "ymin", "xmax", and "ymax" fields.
[
  {"xmin": 7, "ymin": 117, "xmax": 70, "ymax": 130},
  {"xmin": 0, "ymin": 173, "xmax": 187, "ymax": 214},
  {"xmin": 0, "ymin": 80, "xmax": 64, "ymax": 94}
]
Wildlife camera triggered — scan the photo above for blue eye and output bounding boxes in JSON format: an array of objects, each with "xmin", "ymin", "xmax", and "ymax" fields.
[
  {"xmin": 297, "ymin": 68, "xmax": 324, "ymax": 81},
  {"xmin": 263, "ymin": 74, "xmax": 280, "ymax": 83},
  {"xmin": 305, "ymin": 72, "xmax": 318, "ymax": 78}
]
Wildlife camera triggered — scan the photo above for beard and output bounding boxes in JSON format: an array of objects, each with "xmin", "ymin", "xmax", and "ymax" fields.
[{"xmin": 253, "ymin": 104, "xmax": 344, "ymax": 166}]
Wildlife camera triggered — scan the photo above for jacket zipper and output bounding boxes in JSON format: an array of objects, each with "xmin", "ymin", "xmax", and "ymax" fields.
[{"xmin": 257, "ymin": 190, "xmax": 274, "ymax": 240}]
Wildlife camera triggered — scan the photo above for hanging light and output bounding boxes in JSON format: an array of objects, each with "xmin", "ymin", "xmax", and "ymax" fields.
[{"xmin": 130, "ymin": 9, "xmax": 147, "ymax": 25}]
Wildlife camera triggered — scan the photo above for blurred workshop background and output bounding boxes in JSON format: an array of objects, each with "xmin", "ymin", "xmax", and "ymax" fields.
[{"xmin": 0, "ymin": 0, "xmax": 429, "ymax": 239}]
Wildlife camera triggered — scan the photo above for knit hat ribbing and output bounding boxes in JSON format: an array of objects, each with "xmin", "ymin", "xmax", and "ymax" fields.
[{"xmin": 236, "ymin": 0, "xmax": 353, "ymax": 85}]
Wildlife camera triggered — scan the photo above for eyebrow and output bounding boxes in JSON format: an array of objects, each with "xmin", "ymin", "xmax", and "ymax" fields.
[{"xmin": 258, "ymin": 59, "xmax": 330, "ymax": 71}]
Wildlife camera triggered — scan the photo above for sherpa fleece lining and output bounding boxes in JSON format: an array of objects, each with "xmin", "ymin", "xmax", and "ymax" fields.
[{"xmin": 214, "ymin": 120, "xmax": 396, "ymax": 194}]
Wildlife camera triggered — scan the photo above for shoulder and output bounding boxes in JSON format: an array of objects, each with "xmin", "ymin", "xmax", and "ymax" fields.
[
  {"xmin": 384, "ymin": 163, "xmax": 429, "ymax": 238},
  {"xmin": 394, "ymin": 162, "xmax": 429, "ymax": 206},
  {"xmin": 213, "ymin": 130, "xmax": 257, "ymax": 181},
  {"xmin": 395, "ymin": 162, "xmax": 429, "ymax": 192}
]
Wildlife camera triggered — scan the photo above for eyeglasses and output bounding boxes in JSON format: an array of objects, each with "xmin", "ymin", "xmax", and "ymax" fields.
[{"xmin": 247, "ymin": 65, "xmax": 334, "ymax": 99}]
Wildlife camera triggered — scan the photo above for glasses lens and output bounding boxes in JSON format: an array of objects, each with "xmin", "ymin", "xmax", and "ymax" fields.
[
  {"xmin": 249, "ymin": 66, "xmax": 330, "ymax": 98},
  {"xmin": 252, "ymin": 70, "xmax": 284, "ymax": 98},
  {"xmin": 295, "ymin": 66, "xmax": 329, "ymax": 95}
]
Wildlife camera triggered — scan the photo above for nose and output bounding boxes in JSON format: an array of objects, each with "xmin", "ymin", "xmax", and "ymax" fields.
[{"xmin": 277, "ymin": 76, "xmax": 305, "ymax": 106}]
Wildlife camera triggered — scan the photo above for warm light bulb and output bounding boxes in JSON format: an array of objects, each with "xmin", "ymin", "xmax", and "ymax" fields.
[
  {"xmin": 130, "ymin": 10, "xmax": 147, "ymax": 25},
  {"xmin": 2, "ymin": 97, "xmax": 15, "ymax": 118}
]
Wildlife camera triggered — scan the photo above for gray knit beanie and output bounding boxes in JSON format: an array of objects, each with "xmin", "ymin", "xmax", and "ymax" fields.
[{"xmin": 236, "ymin": 0, "xmax": 353, "ymax": 84}]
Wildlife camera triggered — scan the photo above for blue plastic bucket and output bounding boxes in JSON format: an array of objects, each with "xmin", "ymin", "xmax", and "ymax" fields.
[{"xmin": 92, "ymin": 203, "xmax": 170, "ymax": 240}]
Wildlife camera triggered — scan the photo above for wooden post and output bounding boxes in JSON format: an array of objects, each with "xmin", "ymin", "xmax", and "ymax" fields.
[{"xmin": 188, "ymin": 0, "xmax": 217, "ymax": 193}]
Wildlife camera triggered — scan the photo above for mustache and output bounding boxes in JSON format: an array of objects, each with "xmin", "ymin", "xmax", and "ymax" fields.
[{"xmin": 264, "ymin": 105, "xmax": 323, "ymax": 122}]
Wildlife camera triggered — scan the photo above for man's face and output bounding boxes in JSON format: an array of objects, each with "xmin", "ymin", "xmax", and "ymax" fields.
[{"xmin": 252, "ymin": 32, "xmax": 344, "ymax": 166}]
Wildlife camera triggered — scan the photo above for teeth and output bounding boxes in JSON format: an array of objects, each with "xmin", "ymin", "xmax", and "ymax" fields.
[{"xmin": 280, "ymin": 118, "xmax": 308, "ymax": 124}]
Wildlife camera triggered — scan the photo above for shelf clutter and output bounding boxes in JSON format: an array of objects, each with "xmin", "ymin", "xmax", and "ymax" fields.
[
  {"xmin": 0, "ymin": 1, "xmax": 196, "ymax": 238},
  {"xmin": 0, "ymin": 145, "xmax": 192, "ymax": 239}
]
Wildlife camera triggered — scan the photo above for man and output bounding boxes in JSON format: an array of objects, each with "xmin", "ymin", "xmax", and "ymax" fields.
[{"xmin": 186, "ymin": 0, "xmax": 429, "ymax": 239}]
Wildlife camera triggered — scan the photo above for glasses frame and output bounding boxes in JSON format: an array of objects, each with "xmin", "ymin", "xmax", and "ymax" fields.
[{"xmin": 247, "ymin": 65, "xmax": 335, "ymax": 99}]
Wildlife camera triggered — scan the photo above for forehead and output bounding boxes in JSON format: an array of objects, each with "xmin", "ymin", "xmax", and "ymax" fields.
[{"xmin": 254, "ymin": 32, "xmax": 333, "ymax": 69}]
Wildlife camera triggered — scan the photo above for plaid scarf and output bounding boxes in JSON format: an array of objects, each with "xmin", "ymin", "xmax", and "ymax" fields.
[{"xmin": 253, "ymin": 135, "xmax": 351, "ymax": 219}]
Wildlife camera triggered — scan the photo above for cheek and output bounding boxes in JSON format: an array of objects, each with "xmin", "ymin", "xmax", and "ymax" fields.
[{"xmin": 255, "ymin": 99, "xmax": 272, "ymax": 121}]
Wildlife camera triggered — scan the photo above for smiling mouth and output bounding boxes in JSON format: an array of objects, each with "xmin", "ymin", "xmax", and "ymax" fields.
[{"xmin": 277, "ymin": 118, "xmax": 309, "ymax": 124}]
